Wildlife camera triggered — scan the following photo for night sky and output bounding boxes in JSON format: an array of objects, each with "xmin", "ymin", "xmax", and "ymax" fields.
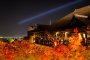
[{"xmin": 0, "ymin": 0, "xmax": 90, "ymax": 37}]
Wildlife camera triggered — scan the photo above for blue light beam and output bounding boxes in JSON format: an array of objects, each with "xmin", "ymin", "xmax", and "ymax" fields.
[{"xmin": 18, "ymin": 0, "xmax": 83, "ymax": 24}]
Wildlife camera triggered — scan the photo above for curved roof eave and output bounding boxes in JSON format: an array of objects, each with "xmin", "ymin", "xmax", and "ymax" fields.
[{"xmin": 51, "ymin": 5, "xmax": 90, "ymax": 29}]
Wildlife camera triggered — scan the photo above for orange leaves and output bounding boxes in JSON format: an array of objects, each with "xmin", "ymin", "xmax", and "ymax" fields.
[
  {"xmin": 0, "ymin": 28, "xmax": 89, "ymax": 60},
  {"xmin": 3, "ymin": 44, "xmax": 13, "ymax": 60},
  {"xmin": 74, "ymin": 28, "xmax": 78, "ymax": 33},
  {"xmin": 67, "ymin": 28, "xmax": 86, "ymax": 60},
  {"xmin": 0, "ymin": 39, "xmax": 89, "ymax": 60},
  {"xmin": 55, "ymin": 44, "xmax": 70, "ymax": 54}
]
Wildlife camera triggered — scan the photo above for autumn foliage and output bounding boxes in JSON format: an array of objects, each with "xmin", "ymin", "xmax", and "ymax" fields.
[{"xmin": 0, "ymin": 28, "xmax": 90, "ymax": 60}]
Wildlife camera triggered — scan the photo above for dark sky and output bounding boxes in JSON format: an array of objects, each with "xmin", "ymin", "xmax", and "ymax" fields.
[{"xmin": 0, "ymin": 0, "xmax": 90, "ymax": 37}]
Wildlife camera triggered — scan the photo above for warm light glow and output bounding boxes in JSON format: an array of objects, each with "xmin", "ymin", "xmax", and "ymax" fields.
[
  {"xmin": 75, "ymin": 14, "xmax": 88, "ymax": 18},
  {"xmin": 54, "ymin": 42, "xmax": 57, "ymax": 46},
  {"xmin": 0, "ymin": 28, "xmax": 89, "ymax": 60}
]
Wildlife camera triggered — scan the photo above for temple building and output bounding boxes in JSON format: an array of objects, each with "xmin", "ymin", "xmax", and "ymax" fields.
[{"xmin": 27, "ymin": 5, "xmax": 90, "ymax": 46}]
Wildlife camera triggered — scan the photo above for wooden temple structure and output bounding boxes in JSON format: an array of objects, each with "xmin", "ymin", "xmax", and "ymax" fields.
[{"xmin": 27, "ymin": 5, "xmax": 90, "ymax": 46}]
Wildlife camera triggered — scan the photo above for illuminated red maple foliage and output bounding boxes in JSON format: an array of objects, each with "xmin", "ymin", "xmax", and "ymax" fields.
[{"xmin": 0, "ymin": 28, "xmax": 89, "ymax": 60}]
